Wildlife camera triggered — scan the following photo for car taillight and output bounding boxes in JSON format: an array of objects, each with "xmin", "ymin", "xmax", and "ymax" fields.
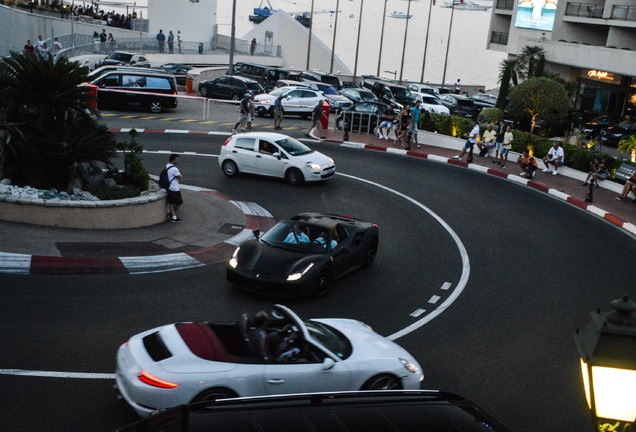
[
  {"xmin": 138, "ymin": 370, "xmax": 179, "ymax": 389},
  {"xmin": 223, "ymin": 137, "xmax": 232, "ymax": 146}
]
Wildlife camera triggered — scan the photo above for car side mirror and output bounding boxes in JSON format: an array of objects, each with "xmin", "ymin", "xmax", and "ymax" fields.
[
  {"xmin": 252, "ymin": 229, "xmax": 261, "ymax": 239},
  {"xmin": 322, "ymin": 358, "xmax": 335, "ymax": 370},
  {"xmin": 272, "ymin": 152, "xmax": 281, "ymax": 160}
]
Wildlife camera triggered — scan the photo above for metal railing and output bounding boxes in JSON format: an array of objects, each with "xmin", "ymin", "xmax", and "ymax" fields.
[
  {"xmin": 565, "ymin": 2, "xmax": 604, "ymax": 18},
  {"xmin": 612, "ymin": 5, "xmax": 636, "ymax": 21},
  {"xmin": 495, "ymin": 0, "xmax": 514, "ymax": 11},
  {"xmin": 490, "ymin": 32, "xmax": 509, "ymax": 45},
  {"xmin": 338, "ymin": 111, "xmax": 383, "ymax": 137}
]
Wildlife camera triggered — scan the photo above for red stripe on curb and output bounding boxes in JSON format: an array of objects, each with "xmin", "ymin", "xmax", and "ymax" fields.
[
  {"xmin": 406, "ymin": 151, "xmax": 427, "ymax": 158},
  {"xmin": 448, "ymin": 160, "xmax": 468, "ymax": 167},
  {"xmin": 487, "ymin": 169, "xmax": 508, "ymax": 178},
  {"xmin": 364, "ymin": 145, "xmax": 387, "ymax": 152},
  {"xmin": 566, "ymin": 197, "xmax": 589, "ymax": 209},
  {"xmin": 245, "ymin": 215, "xmax": 276, "ymax": 231},
  {"xmin": 187, "ymin": 243, "xmax": 235, "ymax": 265},
  {"xmin": 30, "ymin": 256, "xmax": 126, "ymax": 275},
  {"xmin": 528, "ymin": 181, "xmax": 549, "ymax": 193},
  {"xmin": 604, "ymin": 213, "xmax": 625, "ymax": 227}
]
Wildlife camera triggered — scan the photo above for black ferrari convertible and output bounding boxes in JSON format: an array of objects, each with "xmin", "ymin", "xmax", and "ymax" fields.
[{"xmin": 227, "ymin": 213, "xmax": 379, "ymax": 297}]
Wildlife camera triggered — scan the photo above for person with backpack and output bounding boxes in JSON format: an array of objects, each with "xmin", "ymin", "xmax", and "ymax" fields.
[{"xmin": 160, "ymin": 154, "xmax": 183, "ymax": 222}]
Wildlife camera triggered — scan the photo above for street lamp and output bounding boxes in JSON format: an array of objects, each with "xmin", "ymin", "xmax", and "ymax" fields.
[{"xmin": 574, "ymin": 296, "xmax": 636, "ymax": 431}]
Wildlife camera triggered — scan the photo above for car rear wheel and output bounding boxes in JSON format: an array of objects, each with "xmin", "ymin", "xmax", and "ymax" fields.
[
  {"xmin": 361, "ymin": 374, "xmax": 401, "ymax": 390},
  {"xmin": 149, "ymin": 99, "xmax": 163, "ymax": 113},
  {"xmin": 314, "ymin": 267, "xmax": 333, "ymax": 297},
  {"xmin": 285, "ymin": 168, "xmax": 304, "ymax": 186},
  {"xmin": 200, "ymin": 86, "xmax": 209, "ymax": 97},
  {"xmin": 336, "ymin": 118, "xmax": 349, "ymax": 131},
  {"xmin": 232, "ymin": 94, "xmax": 241, "ymax": 101},
  {"xmin": 222, "ymin": 160, "xmax": 239, "ymax": 177},
  {"xmin": 365, "ymin": 238, "xmax": 378, "ymax": 267},
  {"xmin": 191, "ymin": 387, "xmax": 238, "ymax": 403}
]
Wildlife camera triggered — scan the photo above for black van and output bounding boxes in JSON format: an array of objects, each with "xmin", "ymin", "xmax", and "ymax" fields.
[
  {"xmin": 300, "ymin": 70, "xmax": 342, "ymax": 90},
  {"xmin": 90, "ymin": 71, "xmax": 178, "ymax": 113},
  {"xmin": 362, "ymin": 77, "xmax": 415, "ymax": 109},
  {"xmin": 116, "ymin": 390, "xmax": 513, "ymax": 432},
  {"xmin": 231, "ymin": 62, "xmax": 292, "ymax": 91}
]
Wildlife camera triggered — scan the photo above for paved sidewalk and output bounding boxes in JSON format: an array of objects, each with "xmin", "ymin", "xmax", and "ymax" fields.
[{"xmin": 318, "ymin": 127, "xmax": 636, "ymax": 236}]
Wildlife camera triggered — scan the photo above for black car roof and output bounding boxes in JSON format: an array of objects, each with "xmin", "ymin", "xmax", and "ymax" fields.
[{"xmin": 226, "ymin": 75, "xmax": 261, "ymax": 84}]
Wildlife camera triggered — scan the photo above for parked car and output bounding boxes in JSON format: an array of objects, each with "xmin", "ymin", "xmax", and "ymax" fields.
[
  {"xmin": 439, "ymin": 94, "xmax": 480, "ymax": 119},
  {"xmin": 406, "ymin": 83, "xmax": 436, "ymax": 96},
  {"xmin": 228, "ymin": 213, "xmax": 378, "ymax": 296},
  {"xmin": 341, "ymin": 88, "xmax": 380, "ymax": 104},
  {"xmin": 90, "ymin": 70, "xmax": 177, "ymax": 113},
  {"xmin": 361, "ymin": 78, "xmax": 415, "ymax": 109},
  {"xmin": 275, "ymin": 79, "xmax": 318, "ymax": 90},
  {"xmin": 95, "ymin": 51, "xmax": 150, "ymax": 68},
  {"xmin": 159, "ymin": 63, "xmax": 192, "ymax": 86},
  {"xmin": 300, "ymin": 70, "xmax": 342, "ymax": 90},
  {"xmin": 87, "ymin": 65, "xmax": 167, "ymax": 82},
  {"xmin": 116, "ymin": 390, "xmax": 512, "ymax": 432},
  {"xmin": 412, "ymin": 92, "xmax": 450, "ymax": 114},
  {"xmin": 599, "ymin": 118, "xmax": 636, "ymax": 147},
  {"xmin": 199, "ymin": 75, "xmax": 264, "ymax": 100},
  {"xmin": 335, "ymin": 101, "xmax": 396, "ymax": 135},
  {"xmin": 341, "ymin": 81, "xmax": 361, "ymax": 89},
  {"xmin": 435, "ymin": 87, "xmax": 454, "ymax": 96},
  {"xmin": 582, "ymin": 115, "xmax": 617, "ymax": 138},
  {"xmin": 115, "ymin": 304, "xmax": 422, "ymax": 417},
  {"xmin": 218, "ymin": 132, "xmax": 335, "ymax": 185},
  {"xmin": 254, "ymin": 87, "xmax": 324, "ymax": 118},
  {"xmin": 304, "ymin": 81, "xmax": 352, "ymax": 112},
  {"xmin": 470, "ymin": 93, "xmax": 498, "ymax": 110},
  {"xmin": 230, "ymin": 62, "xmax": 291, "ymax": 91}
]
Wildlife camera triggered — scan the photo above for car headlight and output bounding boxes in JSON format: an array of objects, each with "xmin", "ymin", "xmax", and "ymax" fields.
[
  {"xmin": 259, "ymin": 99, "xmax": 271, "ymax": 104},
  {"xmin": 286, "ymin": 263, "xmax": 314, "ymax": 281},
  {"xmin": 328, "ymin": 157, "xmax": 334, "ymax": 164},
  {"xmin": 400, "ymin": 358, "xmax": 419, "ymax": 374},
  {"xmin": 612, "ymin": 133, "xmax": 622, "ymax": 137},
  {"xmin": 228, "ymin": 247, "xmax": 239, "ymax": 269},
  {"xmin": 306, "ymin": 162, "xmax": 322, "ymax": 171}
]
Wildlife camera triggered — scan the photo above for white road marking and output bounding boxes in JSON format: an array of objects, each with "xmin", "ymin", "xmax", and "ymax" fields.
[
  {"xmin": 410, "ymin": 309, "xmax": 425, "ymax": 317},
  {"xmin": 0, "ymin": 369, "xmax": 115, "ymax": 379},
  {"xmin": 428, "ymin": 295, "xmax": 441, "ymax": 304},
  {"xmin": 0, "ymin": 252, "xmax": 32, "ymax": 275},
  {"xmin": 441, "ymin": 282, "xmax": 452, "ymax": 290},
  {"xmin": 120, "ymin": 253, "xmax": 204, "ymax": 274},
  {"xmin": 335, "ymin": 172, "xmax": 471, "ymax": 341}
]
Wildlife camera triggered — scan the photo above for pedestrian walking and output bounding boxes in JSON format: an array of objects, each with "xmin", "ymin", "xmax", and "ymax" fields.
[
  {"xmin": 250, "ymin": 38, "xmax": 257, "ymax": 56},
  {"xmin": 107, "ymin": 33, "xmax": 116, "ymax": 54},
  {"xmin": 305, "ymin": 100, "xmax": 326, "ymax": 139},
  {"xmin": 499, "ymin": 126, "xmax": 514, "ymax": 168},
  {"xmin": 455, "ymin": 79, "xmax": 461, "ymax": 94},
  {"xmin": 274, "ymin": 94, "xmax": 284, "ymax": 129},
  {"xmin": 165, "ymin": 154, "xmax": 183, "ymax": 222},
  {"xmin": 542, "ymin": 142, "xmax": 564, "ymax": 175},
  {"xmin": 411, "ymin": 100, "xmax": 422, "ymax": 148},
  {"xmin": 394, "ymin": 104, "xmax": 412, "ymax": 150},
  {"xmin": 177, "ymin": 30, "xmax": 182, "ymax": 54},
  {"xmin": 168, "ymin": 31, "xmax": 174, "ymax": 54},
  {"xmin": 100, "ymin": 29, "xmax": 107, "ymax": 53},
  {"xmin": 233, "ymin": 93, "xmax": 251, "ymax": 134},
  {"xmin": 157, "ymin": 29, "xmax": 166, "ymax": 53},
  {"xmin": 246, "ymin": 93, "xmax": 256, "ymax": 132},
  {"xmin": 452, "ymin": 119, "xmax": 480, "ymax": 162},
  {"xmin": 493, "ymin": 121, "xmax": 505, "ymax": 165},
  {"xmin": 53, "ymin": 37, "xmax": 62, "ymax": 56}
]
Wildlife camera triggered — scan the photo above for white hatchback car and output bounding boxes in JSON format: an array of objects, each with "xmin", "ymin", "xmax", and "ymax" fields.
[
  {"xmin": 115, "ymin": 304, "xmax": 424, "ymax": 417},
  {"xmin": 219, "ymin": 132, "xmax": 335, "ymax": 185},
  {"xmin": 254, "ymin": 87, "xmax": 325, "ymax": 118}
]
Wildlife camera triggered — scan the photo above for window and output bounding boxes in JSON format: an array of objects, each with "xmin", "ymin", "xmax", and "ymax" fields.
[
  {"xmin": 300, "ymin": 90, "xmax": 317, "ymax": 98},
  {"xmin": 146, "ymin": 77, "xmax": 172, "ymax": 90},
  {"xmin": 258, "ymin": 140, "xmax": 278, "ymax": 155},
  {"xmin": 100, "ymin": 74, "xmax": 120, "ymax": 86},
  {"xmin": 215, "ymin": 76, "xmax": 229, "ymax": 85},
  {"xmin": 122, "ymin": 75, "xmax": 145, "ymax": 87},
  {"xmin": 355, "ymin": 103, "xmax": 377, "ymax": 113},
  {"xmin": 234, "ymin": 138, "xmax": 255, "ymax": 151},
  {"xmin": 287, "ymin": 90, "xmax": 303, "ymax": 98}
]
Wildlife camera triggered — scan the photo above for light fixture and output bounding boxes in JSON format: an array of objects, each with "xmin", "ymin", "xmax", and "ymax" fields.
[{"xmin": 574, "ymin": 296, "xmax": 636, "ymax": 430}]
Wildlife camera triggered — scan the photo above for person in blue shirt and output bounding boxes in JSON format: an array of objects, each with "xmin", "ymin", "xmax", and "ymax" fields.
[
  {"xmin": 314, "ymin": 226, "xmax": 339, "ymax": 249},
  {"xmin": 274, "ymin": 94, "xmax": 284, "ymax": 130},
  {"xmin": 283, "ymin": 224, "xmax": 310, "ymax": 244},
  {"xmin": 410, "ymin": 100, "xmax": 422, "ymax": 148}
]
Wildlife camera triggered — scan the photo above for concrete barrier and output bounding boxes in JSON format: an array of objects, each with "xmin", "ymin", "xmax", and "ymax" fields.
[{"xmin": 0, "ymin": 190, "xmax": 168, "ymax": 229}]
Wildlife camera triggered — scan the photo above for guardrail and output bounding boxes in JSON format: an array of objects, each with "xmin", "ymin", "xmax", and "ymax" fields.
[{"xmin": 565, "ymin": 2, "xmax": 604, "ymax": 18}]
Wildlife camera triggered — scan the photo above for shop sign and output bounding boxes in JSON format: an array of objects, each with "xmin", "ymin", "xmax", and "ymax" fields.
[{"xmin": 585, "ymin": 70, "xmax": 617, "ymax": 83}]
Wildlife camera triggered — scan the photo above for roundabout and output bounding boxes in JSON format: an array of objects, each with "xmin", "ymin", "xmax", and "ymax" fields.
[{"xmin": 0, "ymin": 122, "xmax": 634, "ymax": 432}]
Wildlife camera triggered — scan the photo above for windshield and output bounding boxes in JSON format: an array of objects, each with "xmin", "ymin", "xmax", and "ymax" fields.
[
  {"xmin": 305, "ymin": 320, "xmax": 352, "ymax": 359},
  {"xmin": 247, "ymin": 82, "xmax": 263, "ymax": 91},
  {"xmin": 269, "ymin": 87, "xmax": 288, "ymax": 97},
  {"xmin": 318, "ymin": 84, "xmax": 339, "ymax": 95},
  {"xmin": 359, "ymin": 91, "xmax": 378, "ymax": 101},
  {"xmin": 322, "ymin": 76, "xmax": 341, "ymax": 88},
  {"xmin": 617, "ymin": 120, "xmax": 636, "ymax": 129},
  {"xmin": 391, "ymin": 86, "xmax": 412, "ymax": 99},
  {"xmin": 260, "ymin": 222, "xmax": 328, "ymax": 254},
  {"xmin": 422, "ymin": 95, "xmax": 441, "ymax": 105},
  {"xmin": 275, "ymin": 137, "xmax": 313, "ymax": 156},
  {"xmin": 109, "ymin": 52, "xmax": 132, "ymax": 62}
]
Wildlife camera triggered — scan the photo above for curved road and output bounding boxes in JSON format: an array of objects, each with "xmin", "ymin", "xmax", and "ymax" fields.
[{"xmin": 1, "ymin": 129, "xmax": 634, "ymax": 432}]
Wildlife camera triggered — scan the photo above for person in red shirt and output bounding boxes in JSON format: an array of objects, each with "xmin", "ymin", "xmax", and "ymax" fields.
[{"xmin": 24, "ymin": 40, "xmax": 35, "ymax": 55}]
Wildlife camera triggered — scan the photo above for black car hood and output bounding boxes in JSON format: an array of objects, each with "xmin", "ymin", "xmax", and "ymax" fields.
[
  {"xmin": 237, "ymin": 240, "xmax": 325, "ymax": 277},
  {"xmin": 99, "ymin": 59, "xmax": 126, "ymax": 66}
]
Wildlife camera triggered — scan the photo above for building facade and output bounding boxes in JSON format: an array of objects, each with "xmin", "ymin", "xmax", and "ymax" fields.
[{"xmin": 487, "ymin": 0, "xmax": 636, "ymax": 117}]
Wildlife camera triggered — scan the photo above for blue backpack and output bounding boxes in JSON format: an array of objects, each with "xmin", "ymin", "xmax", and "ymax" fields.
[{"xmin": 158, "ymin": 165, "xmax": 175, "ymax": 189}]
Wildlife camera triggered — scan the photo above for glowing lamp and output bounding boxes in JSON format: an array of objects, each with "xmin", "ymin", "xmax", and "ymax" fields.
[{"xmin": 574, "ymin": 296, "xmax": 636, "ymax": 430}]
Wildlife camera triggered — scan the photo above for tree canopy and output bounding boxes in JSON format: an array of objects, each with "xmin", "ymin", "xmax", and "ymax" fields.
[{"xmin": 508, "ymin": 77, "xmax": 571, "ymax": 134}]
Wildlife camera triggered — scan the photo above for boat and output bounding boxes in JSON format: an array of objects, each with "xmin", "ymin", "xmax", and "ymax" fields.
[
  {"xmin": 249, "ymin": 0, "xmax": 275, "ymax": 24},
  {"xmin": 295, "ymin": 11, "xmax": 311, "ymax": 28},
  {"xmin": 389, "ymin": 11, "xmax": 413, "ymax": 18},
  {"xmin": 441, "ymin": 0, "xmax": 492, "ymax": 10}
]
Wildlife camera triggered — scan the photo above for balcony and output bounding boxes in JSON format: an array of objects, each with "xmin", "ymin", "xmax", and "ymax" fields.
[
  {"xmin": 612, "ymin": 5, "xmax": 636, "ymax": 21},
  {"xmin": 495, "ymin": 0, "xmax": 514, "ymax": 11},
  {"xmin": 565, "ymin": 2, "xmax": 604, "ymax": 18},
  {"xmin": 490, "ymin": 31, "xmax": 509, "ymax": 45}
]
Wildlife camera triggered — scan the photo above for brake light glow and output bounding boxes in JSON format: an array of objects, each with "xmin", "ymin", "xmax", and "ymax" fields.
[
  {"xmin": 138, "ymin": 370, "xmax": 179, "ymax": 389},
  {"xmin": 223, "ymin": 137, "xmax": 232, "ymax": 146}
]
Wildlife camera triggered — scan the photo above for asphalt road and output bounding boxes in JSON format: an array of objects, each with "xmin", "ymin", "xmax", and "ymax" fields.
[{"xmin": 1, "ymin": 109, "xmax": 635, "ymax": 432}]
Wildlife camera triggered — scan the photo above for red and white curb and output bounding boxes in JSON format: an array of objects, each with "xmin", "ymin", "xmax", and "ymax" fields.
[{"xmin": 0, "ymin": 189, "xmax": 275, "ymax": 276}]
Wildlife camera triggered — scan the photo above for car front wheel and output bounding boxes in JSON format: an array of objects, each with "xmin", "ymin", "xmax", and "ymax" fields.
[
  {"xmin": 336, "ymin": 118, "xmax": 349, "ymax": 131},
  {"xmin": 149, "ymin": 99, "xmax": 163, "ymax": 113},
  {"xmin": 200, "ymin": 86, "xmax": 209, "ymax": 97},
  {"xmin": 232, "ymin": 94, "xmax": 241, "ymax": 101},
  {"xmin": 364, "ymin": 238, "xmax": 378, "ymax": 267},
  {"xmin": 222, "ymin": 160, "xmax": 239, "ymax": 177},
  {"xmin": 285, "ymin": 168, "xmax": 304, "ymax": 186},
  {"xmin": 361, "ymin": 374, "xmax": 401, "ymax": 390},
  {"xmin": 314, "ymin": 267, "xmax": 333, "ymax": 297}
]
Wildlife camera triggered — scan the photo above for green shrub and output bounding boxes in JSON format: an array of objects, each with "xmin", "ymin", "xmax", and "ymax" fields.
[
  {"xmin": 478, "ymin": 108, "xmax": 504, "ymax": 124},
  {"xmin": 89, "ymin": 183, "xmax": 144, "ymax": 200},
  {"xmin": 112, "ymin": 129, "xmax": 150, "ymax": 192}
]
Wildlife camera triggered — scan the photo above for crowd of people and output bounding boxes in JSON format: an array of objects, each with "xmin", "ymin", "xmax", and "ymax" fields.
[
  {"xmin": 23, "ymin": 34, "xmax": 63, "ymax": 56},
  {"xmin": 64, "ymin": 4, "xmax": 139, "ymax": 30}
]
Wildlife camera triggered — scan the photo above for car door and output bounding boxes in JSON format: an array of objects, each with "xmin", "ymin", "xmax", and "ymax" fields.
[
  {"xmin": 255, "ymin": 139, "xmax": 285, "ymax": 178},
  {"xmin": 282, "ymin": 89, "xmax": 306, "ymax": 114},
  {"xmin": 94, "ymin": 73, "xmax": 121, "ymax": 108},
  {"xmin": 211, "ymin": 76, "xmax": 232, "ymax": 99},
  {"xmin": 331, "ymin": 225, "xmax": 364, "ymax": 276},
  {"xmin": 229, "ymin": 137, "xmax": 257, "ymax": 173},
  {"xmin": 121, "ymin": 74, "xmax": 146, "ymax": 108},
  {"xmin": 262, "ymin": 343, "xmax": 352, "ymax": 395}
]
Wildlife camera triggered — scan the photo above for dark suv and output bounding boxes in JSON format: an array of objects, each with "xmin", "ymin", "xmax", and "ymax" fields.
[
  {"xmin": 599, "ymin": 118, "xmax": 636, "ymax": 147},
  {"xmin": 199, "ymin": 75, "xmax": 264, "ymax": 100},
  {"xmin": 439, "ymin": 94, "xmax": 480, "ymax": 119},
  {"xmin": 361, "ymin": 78, "xmax": 415, "ymax": 109},
  {"xmin": 116, "ymin": 390, "xmax": 512, "ymax": 432},
  {"xmin": 300, "ymin": 70, "xmax": 343, "ymax": 90}
]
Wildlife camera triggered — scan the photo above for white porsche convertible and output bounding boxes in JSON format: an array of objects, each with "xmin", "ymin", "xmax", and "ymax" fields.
[{"xmin": 115, "ymin": 305, "xmax": 423, "ymax": 417}]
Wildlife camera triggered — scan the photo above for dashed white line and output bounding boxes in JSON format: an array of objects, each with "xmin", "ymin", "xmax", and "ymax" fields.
[
  {"xmin": 0, "ymin": 369, "xmax": 115, "ymax": 379},
  {"xmin": 441, "ymin": 282, "xmax": 452, "ymax": 290},
  {"xmin": 428, "ymin": 295, "xmax": 441, "ymax": 304},
  {"xmin": 410, "ymin": 309, "xmax": 426, "ymax": 318}
]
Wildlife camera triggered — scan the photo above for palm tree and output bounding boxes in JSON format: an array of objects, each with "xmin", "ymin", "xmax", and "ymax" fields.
[
  {"xmin": 520, "ymin": 45, "xmax": 546, "ymax": 79},
  {"xmin": 0, "ymin": 51, "xmax": 117, "ymax": 189},
  {"xmin": 496, "ymin": 58, "xmax": 524, "ymax": 110}
]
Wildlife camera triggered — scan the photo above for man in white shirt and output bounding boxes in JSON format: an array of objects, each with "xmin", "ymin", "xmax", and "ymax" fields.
[
  {"xmin": 452, "ymin": 120, "xmax": 480, "ymax": 162},
  {"xmin": 166, "ymin": 154, "xmax": 183, "ymax": 222},
  {"xmin": 542, "ymin": 142, "xmax": 565, "ymax": 175}
]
